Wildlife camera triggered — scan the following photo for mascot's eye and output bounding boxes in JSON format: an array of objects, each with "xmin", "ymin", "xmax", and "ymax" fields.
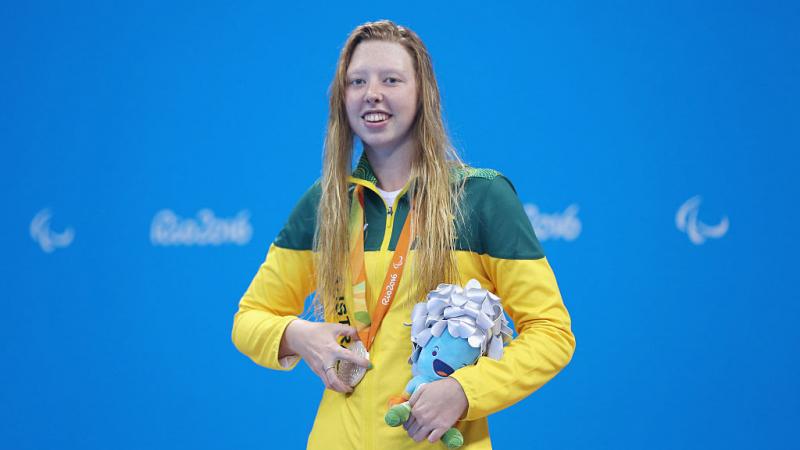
[{"xmin": 432, "ymin": 346, "xmax": 439, "ymax": 357}]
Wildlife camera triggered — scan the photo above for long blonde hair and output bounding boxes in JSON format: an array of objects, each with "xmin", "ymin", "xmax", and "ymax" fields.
[{"xmin": 314, "ymin": 19, "xmax": 465, "ymax": 318}]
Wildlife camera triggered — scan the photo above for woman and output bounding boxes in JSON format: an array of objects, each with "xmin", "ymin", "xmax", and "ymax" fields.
[{"xmin": 232, "ymin": 20, "xmax": 575, "ymax": 449}]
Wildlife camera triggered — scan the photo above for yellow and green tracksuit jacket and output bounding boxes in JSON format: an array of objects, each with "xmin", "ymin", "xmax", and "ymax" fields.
[{"xmin": 232, "ymin": 155, "xmax": 576, "ymax": 450}]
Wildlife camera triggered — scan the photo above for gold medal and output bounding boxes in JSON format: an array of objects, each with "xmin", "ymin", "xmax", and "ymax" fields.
[{"xmin": 335, "ymin": 340, "xmax": 370, "ymax": 387}]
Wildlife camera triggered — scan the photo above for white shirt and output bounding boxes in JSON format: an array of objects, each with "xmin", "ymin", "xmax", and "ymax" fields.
[{"xmin": 375, "ymin": 186, "xmax": 403, "ymax": 213}]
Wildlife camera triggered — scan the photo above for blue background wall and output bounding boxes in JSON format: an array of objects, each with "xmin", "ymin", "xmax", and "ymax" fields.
[{"xmin": 3, "ymin": 1, "xmax": 799, "ymax": 449}]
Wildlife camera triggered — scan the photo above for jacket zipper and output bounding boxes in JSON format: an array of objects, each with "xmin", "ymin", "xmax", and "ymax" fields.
[{"xmin": 350, "ymin": 179, "xmax": 409, "ymax": 251}]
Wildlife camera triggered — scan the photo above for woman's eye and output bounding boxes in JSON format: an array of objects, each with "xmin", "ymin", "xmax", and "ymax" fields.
[
  {"xmin": 385, "ymin": 77, "xmax": 399, "ymax": 84},
  {"xmin": 349, "ymin": 79, "xmax": 364, "ymax": 86}
]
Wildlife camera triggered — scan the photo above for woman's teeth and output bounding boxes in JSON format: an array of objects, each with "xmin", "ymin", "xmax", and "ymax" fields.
[{"xmin": 364, "ymin": 112, "xmax": 390, "ymax": 122}]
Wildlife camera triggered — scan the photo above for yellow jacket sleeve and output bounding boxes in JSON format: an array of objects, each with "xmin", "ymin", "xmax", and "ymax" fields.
[
  {"xmin": 451, "ymin": 255, "xmax": 575, "ymax": 420},
  {"xmin": 231, "ymin": 244, "xmax": 315, "ymax": 371},
  {"xmin": 450, "ymin": 175, "xmax": 576, "ymax": 420}
]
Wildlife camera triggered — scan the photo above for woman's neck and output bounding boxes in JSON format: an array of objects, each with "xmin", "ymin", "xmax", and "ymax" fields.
[{"xmin": 364, "ymin": 142, "xmax": 414, "ymax": 191}]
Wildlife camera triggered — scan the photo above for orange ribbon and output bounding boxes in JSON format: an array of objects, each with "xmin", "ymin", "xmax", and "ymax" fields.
[{"xmin": 349, "ymin": 185, "xmax": 413, "ymax": 351}]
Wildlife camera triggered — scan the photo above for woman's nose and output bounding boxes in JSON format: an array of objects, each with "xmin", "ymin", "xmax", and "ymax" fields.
[{"xmin": 365, "ymin": 84, "xmax": 382, "ymax": 103}]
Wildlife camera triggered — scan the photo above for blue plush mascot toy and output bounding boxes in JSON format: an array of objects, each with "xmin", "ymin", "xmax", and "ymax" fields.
[{"xmin": 384, "ymin": 279, "xmax": 513, "ymax": 448}]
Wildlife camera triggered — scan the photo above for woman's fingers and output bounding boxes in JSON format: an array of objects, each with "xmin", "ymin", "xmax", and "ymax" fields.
[
  {"xmin": 428, "ymin": 427, "xmax": 449, "ymax": 443},
  {"xmin": 406, "ymin": 415, "xmax": 431, "ymax": 442},
  {"xmin": 329, "ymin": 323, "xmax": 360, "ymax": 340},
  {"xmin": 322, "ymin": 365, "xmax": 353, "ymax": 393},
  {"xmin": 333, "ymin": 346, "xmax": 371, "ymax": 368},
  {"xmin": 403, "ymin": 414, "xmax": 416, "ymax": 431},
  {"xmin": 291, "ymin": 322, "xmax": 365, "ymax": 393},
  {"xmin": 412, "ymin": 425, "xmax": 432, "ymax": 443}
]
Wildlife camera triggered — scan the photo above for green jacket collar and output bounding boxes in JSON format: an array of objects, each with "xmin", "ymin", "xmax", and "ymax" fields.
[{"xmin": 349, "ymin": 152, "xmax": 380, "ymax": 187}]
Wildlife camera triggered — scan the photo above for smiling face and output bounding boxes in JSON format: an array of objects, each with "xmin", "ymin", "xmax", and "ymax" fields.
[{"xmin": 345, "ymin": 40, "xmax": 419, "ymax": 155}]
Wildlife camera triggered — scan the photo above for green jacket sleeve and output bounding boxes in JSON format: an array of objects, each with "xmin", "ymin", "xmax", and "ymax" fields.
[{"xmin": 451, "ymin": 175, "xmax": 576, "ymax": 420}]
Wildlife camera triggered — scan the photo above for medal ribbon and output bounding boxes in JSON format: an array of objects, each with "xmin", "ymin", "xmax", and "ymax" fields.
[{"xmin": 348, "ymin": 184, "xmax": 413, "ymax": 351}]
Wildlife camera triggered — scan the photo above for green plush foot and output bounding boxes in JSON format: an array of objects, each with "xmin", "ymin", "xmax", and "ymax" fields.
[
  {"xmin": 384, "ymin": 403, "xmax": 411, "ymax": 427},
  {"xmin": 442, "ymin": 428, "xmax": 464, "ymax": 449}
]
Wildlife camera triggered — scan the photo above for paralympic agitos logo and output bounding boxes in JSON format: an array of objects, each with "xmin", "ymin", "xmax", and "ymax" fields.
[
  {"xmin": 675, "ymin": 196, "xmax": 729, "ymax": 245},
  {"xmin": 30, "ymin": 209, "xmax": 74, "ymax": 253}
]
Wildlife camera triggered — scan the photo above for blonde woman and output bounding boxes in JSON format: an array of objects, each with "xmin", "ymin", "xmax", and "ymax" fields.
[{"xmin": 232, "ymin": 20, "xmax": 576, "ymax": 450}]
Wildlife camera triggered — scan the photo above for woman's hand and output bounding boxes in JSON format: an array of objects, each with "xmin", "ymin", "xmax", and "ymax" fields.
[
  {"xmin": 403, "ymin": 377, "xmax": 468, "ymax": 443},
  {"xmin": 281, "ymin": 319, "xmax": 370, "ymax": 394}
]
